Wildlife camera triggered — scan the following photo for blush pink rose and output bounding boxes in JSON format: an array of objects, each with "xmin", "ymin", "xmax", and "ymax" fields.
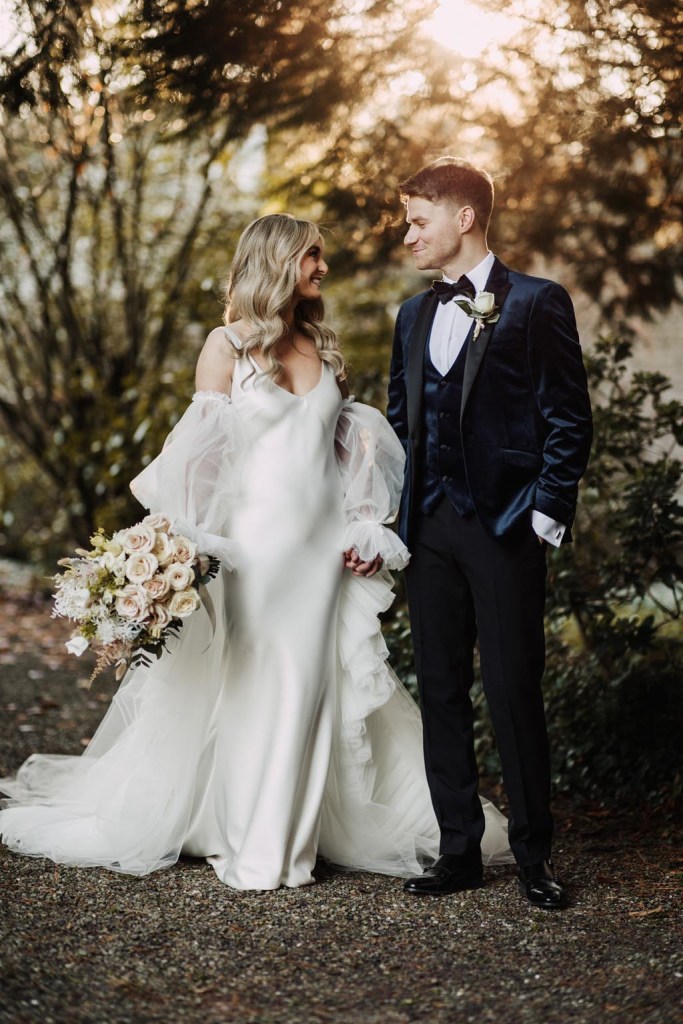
[
  {"xmin": 120, "ymin": 524, "xmax": 156, "ymax": 555},
  {"xmin": 143, "ymin": 513, "xmax": 173, "ymax": 533},
  {"xmin": 115, "ymin": 585, "xmax": 150, "ymax": 622},
  {"xmin": 168, "ymin": 589, "xmax": 201, "ymax": 618},
  {"xmin": 171, "ymin": 536, "xmax": 198, "ymax": 565},
  {"xmin": 124, "ymin": 552, "xmax": 159, "ymax": 584},
  {"xmin": 143, "ymin": 574, "xmax": 171, "ymax": 600},
  {"xmin": 164, "ymin": 563, "xmax": 195, "ymax": 591}
]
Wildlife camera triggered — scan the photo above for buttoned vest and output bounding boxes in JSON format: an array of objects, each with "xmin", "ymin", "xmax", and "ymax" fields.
[{"xmin": 417, "ymin": 340, "xmax": 475, "ymax": 517}]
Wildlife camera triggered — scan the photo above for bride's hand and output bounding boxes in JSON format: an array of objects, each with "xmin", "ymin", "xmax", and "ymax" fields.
[{"xmin": 343, "ymin": 549, "xmax": 383, "ymax": 577}]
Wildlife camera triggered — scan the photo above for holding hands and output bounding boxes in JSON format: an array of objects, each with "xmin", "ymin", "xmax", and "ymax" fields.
[{"xmin": 343, "ymin": 548, "xmax": 383, "ymax": 577}]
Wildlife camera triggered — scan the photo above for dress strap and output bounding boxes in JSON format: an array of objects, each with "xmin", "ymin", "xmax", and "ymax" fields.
[{"xmin": 223, "ymin": 325, "xmax": 243, "ymax": 351}]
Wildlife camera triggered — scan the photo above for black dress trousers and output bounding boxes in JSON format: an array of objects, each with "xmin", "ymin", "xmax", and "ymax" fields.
[{"xmin": 405, "ymin": 496, "xmax": 553, "ymax": 867}]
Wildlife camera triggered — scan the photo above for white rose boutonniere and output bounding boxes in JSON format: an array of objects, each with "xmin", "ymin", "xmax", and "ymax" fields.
[{"xmin": 455, "ymin": 290, "xmax": 500, "ymax": 340}]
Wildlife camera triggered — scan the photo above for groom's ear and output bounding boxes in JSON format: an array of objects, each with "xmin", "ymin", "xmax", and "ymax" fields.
[{"xmin": 458, "ymin": 205, "xmax": 477, "ymax": 234}]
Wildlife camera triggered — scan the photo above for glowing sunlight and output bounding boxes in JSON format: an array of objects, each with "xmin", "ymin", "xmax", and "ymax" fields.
[{"xmin": 422, "ymin": 0, "xmax": 521, "ymax": 59}]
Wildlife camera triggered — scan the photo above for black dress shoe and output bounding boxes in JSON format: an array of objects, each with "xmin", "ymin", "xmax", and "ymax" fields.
[
  {"xmin": 404, "ymin": 853, "xmax": 484, "ymax": 896},
  {"xmin": 517, "ymin": 860, "xmax": 566, "ymax": 909}
]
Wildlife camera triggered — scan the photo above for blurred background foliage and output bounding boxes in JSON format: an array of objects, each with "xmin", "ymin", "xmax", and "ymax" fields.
[{"xmin": 0, "ymin": 0, "xmax": 681, "ymax": 803}]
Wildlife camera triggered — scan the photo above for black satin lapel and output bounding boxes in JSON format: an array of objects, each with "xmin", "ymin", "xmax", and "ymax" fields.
[
  {"xmin": 406, "ymin": 291, "xmax": 438, "ymax": 440},
  {"xmin": 461, "ymin": 258, "xmax": 513, "ymax": 417}
]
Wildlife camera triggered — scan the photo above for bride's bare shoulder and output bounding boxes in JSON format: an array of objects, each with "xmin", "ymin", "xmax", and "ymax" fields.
[{"xmin": 195, "ymin": 325, "xmax": 241, "ymax": 394}]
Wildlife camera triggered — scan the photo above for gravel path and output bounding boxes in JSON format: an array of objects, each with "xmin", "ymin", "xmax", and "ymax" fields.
[{"xmin": 0, "ymin": 587, "xmax": 681, "ymax": 1024}]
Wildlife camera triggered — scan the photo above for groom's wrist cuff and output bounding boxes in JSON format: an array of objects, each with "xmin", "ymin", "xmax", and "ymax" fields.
[{"xmin": 532, "ymin": 509, "xmax": 565, "ymax": 547}]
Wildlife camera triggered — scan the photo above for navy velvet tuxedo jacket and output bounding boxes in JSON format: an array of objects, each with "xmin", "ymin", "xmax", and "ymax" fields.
[{"xmin": 387, "ymin": 257, "xmax": 593, "ymax": 546}]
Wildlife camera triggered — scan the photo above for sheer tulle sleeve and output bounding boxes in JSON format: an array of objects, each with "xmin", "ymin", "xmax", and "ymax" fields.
[
  {"xmin": 335, "ymin": 398, "xmax": 410, "ymax": 570},
  {"xmin": 129, "ymin": 391, "xmax": 245, "ymax": 569}
]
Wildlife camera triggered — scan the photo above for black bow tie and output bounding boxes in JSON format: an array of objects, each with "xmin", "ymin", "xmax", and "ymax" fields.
[{"xmin": 432, "ymin": 276, "xmax": 476, "ymax": 304}]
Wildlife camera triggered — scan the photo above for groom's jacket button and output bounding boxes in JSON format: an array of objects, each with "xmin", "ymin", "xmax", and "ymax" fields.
[
  {"xmin": 442, "ymin": 474, "xmax": 452, "ymax": 482},
  {"xmin": 440, "ymin": 443, "xmax": 450, "ymax": 451},
  {"xmin": 439, "ymin": 411, "xmax": 449, "ymax": 419}
]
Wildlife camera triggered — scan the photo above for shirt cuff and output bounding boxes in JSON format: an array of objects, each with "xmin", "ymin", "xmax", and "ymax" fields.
[{"xmin": 532, "ymin": 510, "xmax": 565, "ymax": 548}]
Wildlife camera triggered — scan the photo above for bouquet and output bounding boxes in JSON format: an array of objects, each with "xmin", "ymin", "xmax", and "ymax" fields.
[{"xmin": 53, "ymin": 513, "xmax": 219, "ymax": 682}]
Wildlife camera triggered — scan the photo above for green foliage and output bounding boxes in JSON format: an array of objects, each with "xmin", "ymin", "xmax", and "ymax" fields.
[
  {"xmin": 544, "ymin": 633, "xmax": 682, "ymax": 804},
  {"xmin": 542, "ymin": 335, "xmax": 682, "ymax": 802}
]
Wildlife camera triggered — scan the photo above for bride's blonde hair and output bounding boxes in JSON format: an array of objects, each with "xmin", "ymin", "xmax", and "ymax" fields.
[{"xmin": 224, "ymin": 214, "xmax": 346, "ymax": 381}]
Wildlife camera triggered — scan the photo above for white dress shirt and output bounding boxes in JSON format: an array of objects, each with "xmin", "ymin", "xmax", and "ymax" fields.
[{"xmin": 429, "ymin": 252, "xmax": 565, "ymax": 547}]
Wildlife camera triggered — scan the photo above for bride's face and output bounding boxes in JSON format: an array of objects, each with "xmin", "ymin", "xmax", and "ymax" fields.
[{"xmin": 294, "ymin": 241, "xmax": 328, "ymax": 302}]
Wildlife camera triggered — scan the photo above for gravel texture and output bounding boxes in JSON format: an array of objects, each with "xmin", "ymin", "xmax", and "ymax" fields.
[{"xmin": 0, "ymin": 576, "xmax": 681, "ymax": 1024}]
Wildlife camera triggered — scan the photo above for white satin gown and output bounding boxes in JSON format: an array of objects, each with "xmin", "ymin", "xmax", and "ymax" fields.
[{"xmin": 0, "ymin": 328, "xmax": 513, "ymax": 890}]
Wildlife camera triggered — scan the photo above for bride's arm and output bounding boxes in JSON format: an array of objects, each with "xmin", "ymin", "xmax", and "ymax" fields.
[
  {"xmin": 195, "ymin": 326, "xmax": 237, "ymax": 396},
  {"xmin": 129, "ymin": 330, "xmax": 245, "ymax": 567},
  {"xmin": 335, "ymin": 399, "xmax": 410, "ymax": 572}
]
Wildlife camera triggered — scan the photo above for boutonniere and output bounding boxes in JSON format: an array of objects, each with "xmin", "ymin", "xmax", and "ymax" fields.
[{"xmin": 454, "ymin": 291, "xmax": 500, "ymax": 340}]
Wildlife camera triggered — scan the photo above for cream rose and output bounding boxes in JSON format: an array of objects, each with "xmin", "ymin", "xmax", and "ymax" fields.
[
  {"xmin": 473, "ymin": 291, "xmax": 496, "ymax": 315},
  {"xmin": 171, "ymin": 535, "xmax": 198, "ymax": 565},
  {"xmin": 164, "ymin": 562, "xmax": 195, "ymax": 591},
  {"xmin": 143, "ymin": 513, "xmax": 173, "ymax": 532},
  {"xmin": 168, "ymin": 589, "xmax": 201, "ymax": 618},
  {"xmin": 115, "ymin": 584, "xmax": 150, "ymax": 622},
  {"xmin": 147, "ymin": 602, "xmax": 172, "ymax": 629},
  {"xmin": 124, "ymin": 552, "xmax": 159, "ymax": 584},
  {"xmin": 143, "ymin": 573, "xmax": 171, "ymax": 600},
  {"xmin": 152, "ymin": 531, "xmax": 174, "ymax": 567},
  {"xmin": 120, "ymin": 523, "xmax": 156, "ymax": 555}
]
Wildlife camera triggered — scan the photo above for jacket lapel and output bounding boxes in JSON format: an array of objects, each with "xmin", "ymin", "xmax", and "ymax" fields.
[
  {"xmin": 406, "ymin": 290, "xmax": 439, "ymax": 443},
  {"xmin": 461, "ymin": 257, "xmax": 512, "ymax": 418}
]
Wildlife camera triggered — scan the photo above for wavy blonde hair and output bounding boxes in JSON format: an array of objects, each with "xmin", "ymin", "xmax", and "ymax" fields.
[{"xmin": 224, "ymin": 214, "xmax": 345, "ymax": 382}]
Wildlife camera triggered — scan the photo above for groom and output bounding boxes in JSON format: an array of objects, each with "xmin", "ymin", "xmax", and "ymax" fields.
[{"xmin": 387, "ymin": 158, "xmax": 592, "ymax": 909}]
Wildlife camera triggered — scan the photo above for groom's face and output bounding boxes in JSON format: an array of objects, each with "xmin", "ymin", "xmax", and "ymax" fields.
[{"xmin": 404, "ymin": 196, "xmax": 462, "ymax": 273}]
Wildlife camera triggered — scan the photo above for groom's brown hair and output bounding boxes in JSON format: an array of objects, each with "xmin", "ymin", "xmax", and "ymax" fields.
[{"xmin": 399, "ymin": 158, "xmax": 494, "ymax": 234}]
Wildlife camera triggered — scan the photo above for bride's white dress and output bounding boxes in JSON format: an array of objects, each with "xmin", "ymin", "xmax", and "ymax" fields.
[{"xmin": 0, "ymin": 329, "xmax": 513, "ymax": 890}]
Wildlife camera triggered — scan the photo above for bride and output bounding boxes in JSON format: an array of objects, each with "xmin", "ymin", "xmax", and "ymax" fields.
[{"xmin": 0, "ymin": 214, "xmax": 513, "ymax": 890}]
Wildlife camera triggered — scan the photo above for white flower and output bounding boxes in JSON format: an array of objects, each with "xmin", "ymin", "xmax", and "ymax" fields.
[
  {"xmin": 454, "ymin": 290, "xmax": 500, "ymax": 340},
  {"xmin": 124, "ymin": 552, "xmax": 159, "ymax": 584},
  {"xmin": 143, "ymin": 513, "xmax": 172, "ymax": 533},
  {"xmin": 95, "ymin": 619, "xmax": 116, "ymax": 645},
  {"xmin": 171, "ymin": 535, "xmax": 198, "ymax": 565},
  {"xmin": 472, "ymin": 291, "xmax": 496, "ymax": 315},
  {"xmin": 164, "ymin": 562, "xmax": 195, "ymax": 591},
  {"xmin": 57, "ymin": 585, "xmax": 93, "ymax": 617},
  {"xmin": 106, "ymin": 537, "xmax": 125, "ymax": 557},
  {"xmin": 142, "ymin": 574, "xmax": 171, "ymax": 600},
  {"xmin": 115, "ymin": 585, "xmax": 150, "ymax": 622},
  {"xmin": 99, "ymin": 549, "xmax": 126, "ymax": 574},
  {"xmin": 152, "ymin": 531, "xmax": 174, "ymax": 567},
  {"xmin": 74, "ymin": 586, "xmax": 92, "ymax": 609},
  {"xmin": 168, "ymin": 589, "xmax": 201, "ymax": 618},
  {"xmin": 120, "ymin": 523, "xmax": 156, "ymax": 554},
  {"xmin": 66, "ymin": 634, "xmax": 89, "ymax": 656}
]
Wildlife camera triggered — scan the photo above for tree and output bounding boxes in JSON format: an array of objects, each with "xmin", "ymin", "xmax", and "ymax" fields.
[
  {"xmin": 0, "ymin": 0, "xmax": 436, "ymax": 555},
  {"xmin": 0, "ymin": 26, "xmax": 246, "ymax": 545},
  {"xmin": 279, "ymin": 0, "xmax": 682, "ymax": 318},
  {"xmin": 460, "ymin": 0, "xmax": 681, "ymax": 316}
]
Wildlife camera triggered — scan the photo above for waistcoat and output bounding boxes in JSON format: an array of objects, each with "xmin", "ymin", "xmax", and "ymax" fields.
[{"xmin": 417, "ymin": 340, "xmax": 475, "ymax": 517}]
